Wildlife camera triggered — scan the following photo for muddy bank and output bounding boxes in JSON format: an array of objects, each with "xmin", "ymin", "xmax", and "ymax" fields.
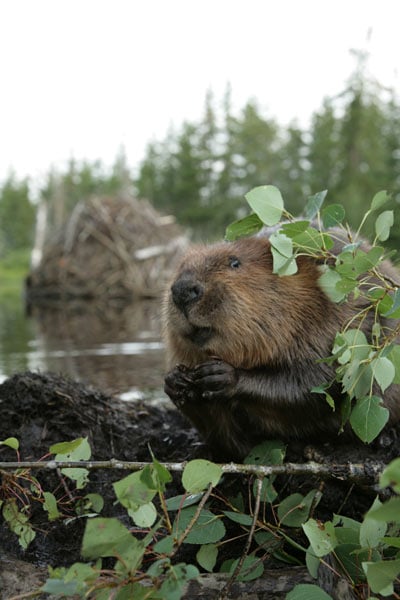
[
  {"xmin": 0, "ymin": 371, "xmax": 199, "ymax": 598},
  {"xmin": 0, "ymin": 371, "xmax": 399, "ymax": 598}
]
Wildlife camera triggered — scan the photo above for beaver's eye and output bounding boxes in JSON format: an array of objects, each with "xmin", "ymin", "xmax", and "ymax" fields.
[{"xmin": 229, "ymin": 256, "xmax": 241, "ymax": 269}]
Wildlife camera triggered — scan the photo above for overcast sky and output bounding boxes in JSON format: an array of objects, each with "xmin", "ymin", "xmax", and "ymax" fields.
[{"xmin": 0, "ymin": 0, "xmax": 399, "ymax": 183}]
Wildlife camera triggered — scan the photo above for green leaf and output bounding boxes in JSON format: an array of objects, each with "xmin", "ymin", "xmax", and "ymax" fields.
[
  {"xmin": 53, "ymin": 437, "xmax": 91, "ymax": 490},
  {"xmin": 3, "ymin": 500, "xmax": 36, "ymax": 549},
  {"xmin": 280, "ymin": 220, "xmax": 310, "ymax": 238},
  {"xmin": 223, "ymin": 511, "xmax": 254, "ymax": 526},
  {"xmin": 349, "ymin": 396, "xmax": 389, "ymax": 443},
  {"xmin": 375, "ymin": 210, "xmax": 394, "ymax": 241},
  {"xmin": 270, "ymin": 231, "xmax": 298, "ymax": 275},
  {"xmin": 63, "ymin": 562, "xmax": 97, "ymax": 586},
  {"xmin": 375, "ymin": 291, "xmax": 393, "ymax": 316},
  {"xmin": 304, "ymin": 190, "xmax": 328, "ymax": 219},
  {"xmin": 254, "ymin": 530, "xmax": 281, "ymax": 552},
  {"xmin": 113, "ymin": 470, "xmax": 157, "ymax": 511},
  {"xmin": 165, "ymin": 492, "xmax": 204, "ymax": 511},
  {"xmin": 128, "ymin": 501, "xmax": 157, "ymax": 527},
  {"xmin": 302, "ymin": 518, "xmax": 338, "ymax": 557},
  {"xmin": 173, "ymin": 506, "xmax": 226, "ymax": 545},
  {"xmin": 335, "ymin": 277, "xmax": 358, "ymax": 295},
  {"xmin": 153, "ymin": 534, "xmax": 175, "ymax": 554},
  {"xmin": 270, "ymin": 231, "xmax": 293, "ymax": 258},
  {"xmin": 380, "ymin": 457, "xmax": 400, "ymax": 493},
  {"xmin": 0, "ymin": 437, "xmax": 19, "ymax": 450},
  {"xmin": 158, "ymin": 562, "xmax": 200, "ymax": 600},
  {"xmin": 43, "ymin": 492, "xmax": 61, "ymax": 521},
  {"xmin": 334, "ymin": 544, "xmax": 375, "ymax": 584},
  {"xmin": 254, "ymin": 475, "xmax": 278, "ymax": 503},
  {"xmin": 244, "ymin": 185, "xmax": 284, "ymax": 226},
  {"xmin": 321, "ymin": 204, "xmax": 345, "ymax": 228},
  {"xmin": 181, "ymin": 459, "xmax": 222, "ymax": 493},
  {"xmin": 371, "ymin": 190, "xmax": 390, "ymax": 212},
  {"xmin": 333, "ymin": 329, "xmax": 370, "ymax": 362},
  {"xmin": 243, "ymin": 441, "xmax": 286, "ymax": 504},
  {"xmin": 112, "ymin": 583, "xmax": 147, "ymax": 599},
  {"xmin": 389, "ymin": 346, "xmax": 400, "ymax": 384},
  {"xmin": 365, "ymin": 245, "xmax": 384, "ymax": 268},
  {"xmin": 340, "ymin": 395, "xmax": 352, "ymax": 430},
  {"xmin": 366, "ymin": 497, "xmax": 400, "ymax": 523},
  {"xmin": 383, "ymin": 288, "xmax": 400, "ymax": 317},
  {"xmin": 244, "ymin": 440, "xmax": 286, "ymax": 465},
  {"xmin": 50, "ymin": 438, "xmax": 87, "ymax": 455},
  {"xmin": 286, "ymin": 583, "xmax": 333, "ymax": 600},
  {"xmin": 223, "ymin": 555, "xmax": 264, "ymax": 582},
  {"xmin": 338, "ymin": 360, "xmax": 374, "ymax": 401},
  {"xmin": 352, "ymin": 250, "xmax": 374, "ymax": 274},
  {"xmin": 271, "ymin": 247, "xmax": 298, "ymax": 275},
  {"xmin": 318, "ymin": 267, "xmax": 346, "ymax": 303},
  {"xmin": 293, "ymin": 227, "xmax": 333, "ymax": 254},
  {"xmin": 371, "ymin": 356, "xmax": 395, "ymax": 393},
  {"xmin": 151, "ymin": 457, "xmax": 173, "ymax": 491},
  {"xmin": 305, "ymin": 547, "xmax": 320, "ymax": 579},
  {"xmin": 382, "ymin": 537, "xmax": 400, "ymax": 548},
  {"xmin": 147, "ymin": 557, "xmax": 170, "ymax": 576},
  {"xmin": 42, "ymin": 580, "xmax": 81, "ymax": 596},
  {"xmin": 312, "ymin": 385, "xmax": 335, "ymax": 410},
  {"xmin": 80, "ymin": 493, "xmax": 104, "ymax": 514},
  {"xmin": 362, "ymin": 558, "xmax": 400, "ymax": 596},
  {"xmin": 278, "ymin": 490, "xmax": 318, "ymax": 527},
  {"xmin": 196, "ymin": 543, "xmax": 218, "ymax": 572},
  {"xmin": 60, "ymin": 467, "xmax": 90, "ymax": 490},
  {"xmin": 225, "ymin": 213, "xmax": 263, "ymax": 241},
  {"xmin": 360, "ymin": 498, "xmax": 387, "ymax": 548},
  {"xmin": 81, "ymin": 518, "xmax": 143, "ymax": 565},
  {"xmin": 332, "ymin": 514, "xmax": 361, "ymax": 539}
]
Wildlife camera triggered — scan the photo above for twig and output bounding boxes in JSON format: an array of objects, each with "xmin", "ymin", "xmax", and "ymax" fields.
[
  {"xmin": 218, "ymin": 476, "xmax": 264, "ymax": 599},
  {"xmin": 56, "ymin": 467, "xmax": 75, "ymax": 502},
  {"xmin": 6, "ymin": 591, "xmax": 43, "ymax": 600},
  {"xmin": 174, "ymin": 482, "xmax": 214, "ymax": 550},
  {"xmin": 0, "ymin": 459, "xmax": 387, "ymax": 484}
]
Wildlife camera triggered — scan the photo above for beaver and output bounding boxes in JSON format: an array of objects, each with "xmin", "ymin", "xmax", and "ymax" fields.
[{"xmin": 163, "ymin": 232, "xmax": 400, "ymax": 460}]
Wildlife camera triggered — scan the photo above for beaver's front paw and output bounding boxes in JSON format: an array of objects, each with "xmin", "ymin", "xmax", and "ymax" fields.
[
  {"xmin": 164, "ymin": 364, "xmax": 197, "ymax": 407},
  {"xmin": 192, "ymin": 360, "xmax": 238, "ymax": 400}
]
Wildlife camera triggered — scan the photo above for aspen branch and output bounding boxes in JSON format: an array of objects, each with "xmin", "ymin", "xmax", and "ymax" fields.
[
  {"xmin": 0, "ymin": 458, "xmax": 388, "ymax": 484},
  {"xmin": 219, "ymin": 476, "xmax": 264, "ymax": 599}
]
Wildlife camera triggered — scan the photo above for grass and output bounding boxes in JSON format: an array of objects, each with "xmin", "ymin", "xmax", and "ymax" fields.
[{"xmin": 0, "ymin": 249, "xmax": 30, "ymax": 298}]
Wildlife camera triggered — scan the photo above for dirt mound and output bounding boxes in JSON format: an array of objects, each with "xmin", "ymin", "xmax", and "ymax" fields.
[{"xmin": 1, "ymin": 372, "xmax": 399, "ymax": 598}]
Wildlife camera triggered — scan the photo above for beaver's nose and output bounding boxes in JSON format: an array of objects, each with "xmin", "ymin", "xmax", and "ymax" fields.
[{"xmin": 171, "ymin": 279, "xmax": 204, "ymax": 312}]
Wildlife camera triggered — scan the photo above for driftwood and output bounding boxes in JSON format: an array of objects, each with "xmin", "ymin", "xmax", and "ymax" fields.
[
  {"xmin": 0, "ymin": 560, "xmax": 352, "ymax": 600},
  {"xmin": 26, "ymin": 195, "xmax": 189, "ymax": 301}
]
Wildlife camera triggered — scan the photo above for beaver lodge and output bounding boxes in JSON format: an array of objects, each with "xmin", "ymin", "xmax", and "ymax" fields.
[{"xmin": 26, "ymin": 195, "xmax": 189, "ymax": 302}]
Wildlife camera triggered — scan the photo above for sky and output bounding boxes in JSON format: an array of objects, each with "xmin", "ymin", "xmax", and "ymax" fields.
[{"xmin": 0, "ymin": 0, "xmax": 399, "ymax": 184}]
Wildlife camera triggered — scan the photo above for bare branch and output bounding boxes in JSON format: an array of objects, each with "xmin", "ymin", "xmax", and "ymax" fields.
[{"xmin": 0, "ymin": 458, "xmax": 387, "ymax": 484}]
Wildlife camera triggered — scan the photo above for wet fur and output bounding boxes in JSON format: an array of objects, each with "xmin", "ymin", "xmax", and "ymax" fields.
[{"xmin": 163, "ymin": 236, "xmax": 400, "ymax": 460}]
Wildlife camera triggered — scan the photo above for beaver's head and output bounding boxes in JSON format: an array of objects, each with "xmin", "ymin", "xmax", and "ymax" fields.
[{"xmin": 164, "ymin": 236, "xmax": 337, "ymax": 369}]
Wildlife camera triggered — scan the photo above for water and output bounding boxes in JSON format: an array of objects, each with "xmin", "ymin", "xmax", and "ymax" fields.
[{"xmin": 0, "ymin": 290, "xmax": 167, "ymax": 403}]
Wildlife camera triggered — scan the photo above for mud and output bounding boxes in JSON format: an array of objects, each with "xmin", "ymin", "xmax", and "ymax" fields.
[{"xmin": 0, "ymin": 371, "xmax": 399, "ymax": 598}]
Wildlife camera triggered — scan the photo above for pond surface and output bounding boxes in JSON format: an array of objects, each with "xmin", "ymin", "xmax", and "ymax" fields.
[{"xmin": 0, "ymin": 288, "xmax": 167, "ymax": 403}]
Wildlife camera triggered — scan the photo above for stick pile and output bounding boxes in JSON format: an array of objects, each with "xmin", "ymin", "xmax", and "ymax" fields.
[{"xmin": 26, "ymin": 195, "xmax": 188, "ymax": 301}]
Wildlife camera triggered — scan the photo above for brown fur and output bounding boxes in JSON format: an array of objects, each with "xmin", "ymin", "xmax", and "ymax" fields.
[{"xmin": 163, "ymin": 235, "xmax": 400, "ymax": 460}]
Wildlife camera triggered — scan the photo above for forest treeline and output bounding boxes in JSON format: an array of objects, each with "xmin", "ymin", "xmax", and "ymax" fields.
[{"xmin": 1, "ymin": 59, "xmax": 400, "ymax": 259}]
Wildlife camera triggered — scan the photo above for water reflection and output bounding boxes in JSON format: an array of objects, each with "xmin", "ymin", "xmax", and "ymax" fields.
[{"xmin": 0, "ymin": 294, "xmax": 167, "ymax": 400}]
